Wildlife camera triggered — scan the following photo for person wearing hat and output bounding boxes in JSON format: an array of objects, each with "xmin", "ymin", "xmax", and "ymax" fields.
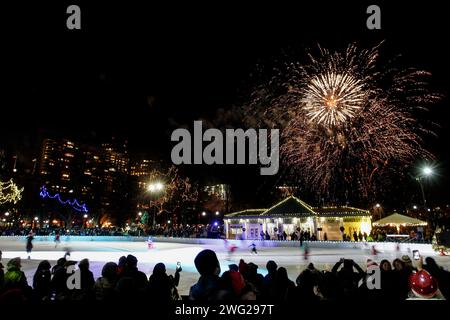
[
  {"xmin": 1, "ymin": 257, "xmax": 31, "ymax": 301},
  {"xmin": 189, "ymin": 249, "xmax": 231, "ymax": 301},
  {"xmin": 407, "ymin": 257, "xmax": 445, "ymax": 300},
  {"xmin": 401, "ymin": 255, "xmax": 415, "ymax": 272}
]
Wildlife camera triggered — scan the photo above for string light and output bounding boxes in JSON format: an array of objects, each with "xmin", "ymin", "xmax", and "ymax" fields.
[
  {"xmin": 0, "ymin": 179, "xmax": 23, "ymax": 204},
  {"xmin": 39, "ymin": 186, "xmax": 88, "ymax": 213}
]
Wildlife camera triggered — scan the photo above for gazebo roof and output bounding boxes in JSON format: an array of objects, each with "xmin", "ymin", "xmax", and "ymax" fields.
[
  {"xmin": 223, "ymin": 209, "xmax": 266, "ymax": 218},
  {"xmin": 261, "ymin": 196, "xmax": 316, "ymax": 217},
  {"xmin": 372, "ymin": 213, "xmax": 427, "ymax": 226},
  {"xmin": 224, "ymin": 196, "xmax": 369, "ymax": 219}
]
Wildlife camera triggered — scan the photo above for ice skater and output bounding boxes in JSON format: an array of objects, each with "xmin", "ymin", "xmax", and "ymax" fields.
[
  {"xmin": 54, "ymin": 232, "xmax": 61, "ymax": 248},
  {"xmin": 26, "ymin": 232, "xmax": 34, "ymax": 259},
  {"xmin": 249, "ymin": 242, "xmax": 258, "ymax": 254},
  {"xmin": 224, "ymin": 239, "xmax": 238, "ymax": 260},
  {"xmin": 371, "ymin": 245, "xmax": 379, "ymax": 256},
  {"xmin": 303, "ymin": 243, "xmax": 309, "ymax": 260},
  {"xmin": 147, "ymin": 236, "xmax": 154, "ymax": 249}
]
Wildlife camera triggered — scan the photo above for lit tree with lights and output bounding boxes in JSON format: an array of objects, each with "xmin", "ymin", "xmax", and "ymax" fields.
[
  {"xmin": 144, "ymin": 165, "xmax": 199, "ymax": 226},
  {"xmin": 0, "ymin": 179, "xmax": 23, "ymax": 205}
]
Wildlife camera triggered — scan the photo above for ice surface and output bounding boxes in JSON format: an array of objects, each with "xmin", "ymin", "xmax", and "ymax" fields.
[{"xmin": 1, "ymin": 238, "xmax": 448, "ymax": 295}]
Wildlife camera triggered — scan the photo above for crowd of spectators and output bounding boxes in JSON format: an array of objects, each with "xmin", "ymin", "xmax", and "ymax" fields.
[{"xmin": 0, "ymin": 248, "xmax": 448, "ymax": 302}]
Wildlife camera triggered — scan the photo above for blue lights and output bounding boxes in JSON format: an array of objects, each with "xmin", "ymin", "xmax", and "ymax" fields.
[{"xmin": 39, "ymin": 186, "xmax": 88, "ymax": 213}]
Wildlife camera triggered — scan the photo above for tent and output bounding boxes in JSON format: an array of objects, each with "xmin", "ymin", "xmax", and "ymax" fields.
[{"xmin": 372, "ymin": 213, "xmax": 427, "ymax": 227}]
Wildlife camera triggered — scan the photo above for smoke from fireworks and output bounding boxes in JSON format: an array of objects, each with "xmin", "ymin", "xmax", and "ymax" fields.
[{"xmin": 245, "ymin": 43, "xmax": 439, "ymax": 202}]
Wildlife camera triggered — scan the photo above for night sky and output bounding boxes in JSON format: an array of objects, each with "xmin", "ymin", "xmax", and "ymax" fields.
[{"xmin": 2, "ymin": 1, "xmax": 449, "ymax": 209}]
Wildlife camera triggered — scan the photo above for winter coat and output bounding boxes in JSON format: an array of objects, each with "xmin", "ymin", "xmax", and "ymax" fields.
[
  {"xmin": 189, "ymin": 275, "xmax": 231, "ymax": 301},
  {"xmin": 33, "ymin": 269, "xmax": 52, "ymax": 300},
  {"xmin": 148, "ymin": 271, "xmax": 180, "ymax": 301},
  {"xmin": 94, "ymin": 277, "xmax": 117, "ymax": 301}
]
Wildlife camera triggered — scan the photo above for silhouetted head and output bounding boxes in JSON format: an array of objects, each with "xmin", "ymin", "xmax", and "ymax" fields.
[
  {"xmin": 425, "ymin": 257, "xmax": 438, "ymax": 270},
  {"xmin": 56, "ymin": 257, "xmax": 66, "ymax": 267},
  {"xmin": 343, "ymin": 259, "xmax": 353, "ymax": 270},
  {"xmin": 126, "ymin": 255, "xmax": 138, "ymax": 268},
  {"xmin": 153, "ymin": 263, "xmax": 166, "ymax": 275},
  {"xmin": 194, "ymin": 249, "xmax": 220, "ymax": 276},
  {"xmin": 266, "ymin": 260, "xmax": 278, "ymax": 274},
  {"xmin": 276, "ymin": 267, "xmax": 289, "ymax": 282},
  {"xmin": 79, "ymin": 258, "xmax": 90, "ymax": 270},
  {"xmin": 37, "ymin": 260, "xmax": 51, "ymax": 272},
  {"xmin": 102, "ymin": 262, "xmax": 118, "ymax": 280},
  {"xmin": 118, "ymin": 256, "xmax": 127, "ymax": 268}
]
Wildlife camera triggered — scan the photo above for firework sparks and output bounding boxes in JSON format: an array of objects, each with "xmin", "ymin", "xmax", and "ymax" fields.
[
  {"xmin": 245, "ymin": 43, "xmax": 439, "ymax": 201},
  {"xmin": 303, "ymin": 71, "xmax": 365, "ymax": 126}
]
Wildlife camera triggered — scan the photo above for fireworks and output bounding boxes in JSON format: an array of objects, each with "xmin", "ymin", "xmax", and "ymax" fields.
[
  {"xmin": 302, "ymin": 71, "xmax": 365, "ymax": 126},
  {"xmin": 245, "ymin": 43, "xmax": 439, "ymax": 201}
]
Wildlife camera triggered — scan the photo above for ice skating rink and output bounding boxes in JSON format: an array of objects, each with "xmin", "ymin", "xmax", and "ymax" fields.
[{"xmin": 1, "ymin": 237, "xmax": 448, "ymax": 295}]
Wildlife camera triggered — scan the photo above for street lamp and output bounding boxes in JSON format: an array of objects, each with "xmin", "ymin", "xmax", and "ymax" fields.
[
  {"xmin": 4, "ymin": 212, "xmax": 9, "ymax": 216},
  {"xmin": 202, "ymin": 211, "xmax": 206, "ymax": 217},
  {"xmin": 416, "ymin": 165, "xmax": 434, "ymax": 209},
  {"xmin": 147, "ymin": 181, "xmax": 164, "ymax": 193},
  {"xmin": 374, "ymin": 203, "xmax": 382, "ymax": 220},
  {"xmin": 148, "ymin": 181, "xmax": 165, "ymax": 227},
  {"xmin": 413, "ymin": 205, "xmax": 418, "ymax": 210},
  {"xmin": 215, "ymin": 211, "xmax": 220, "ymax": 216},
  {"xmin": 423, "ymin": 167, "xmax": 433, "ymax": 176},
  {"xmin": 138, "ymin": 211, "xmax": 142, "ymax": 216}
]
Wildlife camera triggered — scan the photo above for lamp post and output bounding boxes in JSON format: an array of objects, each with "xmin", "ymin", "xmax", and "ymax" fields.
[
  {"xmin": 375, "ymin": 203, "xmax": 382, "ymax": 220},
  {"xmin": 147, "ymin": 182, "xmax": 164, "ymax": 228},
  {"xmin": 416, "ymin": 166, "xmax": 433, "ymax": 210}
]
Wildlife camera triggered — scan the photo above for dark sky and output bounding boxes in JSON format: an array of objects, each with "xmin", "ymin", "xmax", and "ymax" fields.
[{"xmin": 2, "ymin": 1, "xmax": 449, "ymax": 209}]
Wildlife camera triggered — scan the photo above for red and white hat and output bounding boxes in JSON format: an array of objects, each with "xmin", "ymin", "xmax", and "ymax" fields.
[{"xmin": 409, "ymin": 270, "xmax": 438, "ymax": 298}]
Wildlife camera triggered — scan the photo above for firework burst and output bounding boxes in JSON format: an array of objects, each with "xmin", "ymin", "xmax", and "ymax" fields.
[{"xmin": 245, "ymin": 43, "xmax": 439, "ymax": 202}]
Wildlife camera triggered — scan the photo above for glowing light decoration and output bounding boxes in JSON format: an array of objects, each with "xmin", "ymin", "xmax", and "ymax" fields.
[
  {"xmin": 39, "ymin": 186, "xmax": 88, "ymax": 213},
  {"xmin": 0, "ymin": 179, "xmax": 23, "ymax": 204}
]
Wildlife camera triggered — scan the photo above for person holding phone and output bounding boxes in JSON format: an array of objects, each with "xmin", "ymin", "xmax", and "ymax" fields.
[{"xmin": 148, "ymin": 262, "xmax": 181, "ymax": 301}]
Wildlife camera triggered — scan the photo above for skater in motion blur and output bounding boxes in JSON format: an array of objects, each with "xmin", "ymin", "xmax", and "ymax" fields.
[
  {"xmin": 147, "ymin": 236, "xmax": 154, "ymax": 249},
  {"xmin": 54, "ymin": 232, "xmax": 61, "ymax": 248},
  {"xmin": 303, "ymin": 243, "xmax": 309, "ymax": 260},
  {"xmin": 26, "ymin": 232, "xmax": 34, "ymax": 259},
  {"xmin": 249, "ymin": 243, "xmax": 258, "ymax": 254},
  {"xmin": 223, "ymin": 239, "xmax": 238, "ymax": 260},
  {"xmin": 371, "ymin": 245, "xmax": 379, "ymax": 256}
]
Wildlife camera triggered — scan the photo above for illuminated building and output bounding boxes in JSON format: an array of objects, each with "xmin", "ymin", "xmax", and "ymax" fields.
[
  {"xmin": 204, "ymin": 184, "xmax": 230, "ymax": 201},
  {"xmin": 224, "ymin": 196, "xmax": 371, "ymax": 240},
  {"xmin": 39, "ymin": 138, "xmax": 78, "ymax": 194}
]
